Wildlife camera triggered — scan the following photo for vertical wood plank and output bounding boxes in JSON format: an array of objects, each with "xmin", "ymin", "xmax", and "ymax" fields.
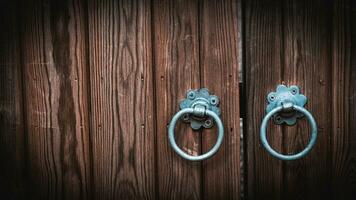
[
  {"xmin": 282, "ymin": 0, "xmax": 332, "ymax": 199},
  {"xmin": 345, "ymin": 2, "xmax": 356, "ymax": 196},
  {"xmin": 21, "ymin": 0, "xmax": 92, "ymax": 199},
  {"xmin": 153, "ymin": 0, "xmax": 201, "ymax": 199},
  {"xmin": 199, "ymin": 0, "xmax": 241, "ymax": 199},
  {"xmin": 87, "ymin": 0, "xmax": 156, "ymax": 199},
  {"xmin": 245, "ymin": 0, "xmax": 356, "ymax": 199},
  {"xmin": 0, "ymin": 1, "xmax": 26, "ymax": 199},
  {"xmin": 331, "ymin": 0, "xmax": 356, "ymax": 199},
  {"xmin": 245, "ymin": 0, "xmax": 284, "ymax": 199}
]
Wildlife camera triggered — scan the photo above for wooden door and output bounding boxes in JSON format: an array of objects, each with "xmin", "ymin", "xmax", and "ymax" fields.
[
  {"xmin": 1, "ymin": 0, "xmax": 356, "ymax": 200},
  {"xmin": 245, "ymin": 0, "xmax": 356, "ymax": 199},
  {"xmin": 0, "ymin": 0, "xmax": 241, "ymax": 199}
]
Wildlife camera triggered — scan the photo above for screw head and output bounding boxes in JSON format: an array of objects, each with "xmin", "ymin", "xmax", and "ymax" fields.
[
  {"xmin": 275, "ymin": 115, "xmax": 282, "ymax": 123},
  {"xmin": 182, "ymin": 114, "xmax": 190, "ymax": 121},
  {"xmin": 204, "ymin": 119, "xmax": 213, "ymax": 128},
  {"xmin": 187, "ymin": 91, "xmax": 196, "ymax": 100},
  {"xmin": 268, "ymin": 94, "xmax": 276, "ymax": 102},
  {"xmin": 210, "ymin": 96, "xmax": 219, "ymax": 105},
  {"xmin": 289, "ymin": 86, "xmax": 299, "ymax": 95}
]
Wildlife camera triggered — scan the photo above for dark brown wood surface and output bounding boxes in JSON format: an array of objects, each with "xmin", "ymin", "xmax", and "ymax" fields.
[
  {"xmin": 245, "ymin": 0, "xmax": 284, "ymax": 199},
  {"xmin": 245, "ymin": 0, "xmax": 356, "ymax": 199},
  {"xmin": 153, "ymin": 0, "xmax": 202, "ymax": 199},
  {"xmin": 0, "ymin": 1, "xmax": 26, "ymax": 199},
  {"xmin": 199, "ymin": 0, "xmax": 241, "ymax": 199},
  {"xmin": 331, "ymin": 0, "xmax": 356, "ymax": 198},
  {"xmin": 1, "ymin": 0, "xmax": 356, "ymax": 199},
  {"xmin": 20, "ymin": 0, "xmax": 92, "ymax": 199},
  {"xmin": 282, "ymin": 0, "xmax": 331, "ymax": 199},
  {"xmin": 87, "ymin": 0, "xmax": 156, "ymax": 199}
]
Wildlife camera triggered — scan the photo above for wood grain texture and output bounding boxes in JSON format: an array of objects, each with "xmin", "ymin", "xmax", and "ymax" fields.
[
  {"xmin": 153, "ymin": 0, "xmax": 202, "ymax": 199},
  {"xmin": 87, "ymin": 0, "xmax": 156, "ymax": 199},
  {"xmin": 245, "ymin": 0, "xmax": 284, "ymax": 199},
  {"xmin": 199, "ymin": 0, "xmax": 241, "ymax": 199},
  {"xmin": 331, "ymin": 0, "xmax": 356, "ymax": 199},
  {"xmin": 0, "ymin": 1, "xmax": 26, "ymax": 199},
  {"xmin": 21, "ymin": 0, "xmax": 92, "ymax": 199},
  {"xmin": 5, "ymin": 0, "xmax": 356, "ymax": 199},
  {"xmin": 282, "ymin": 0, "xmax": 331, "ymax": 199},
  {"xmin": 346, "ymin": 1, "xmax": 356, "ymax": 196},
  {"xmin": 246, "ymin": 0, "xmax": 356, "ymax": 199}
]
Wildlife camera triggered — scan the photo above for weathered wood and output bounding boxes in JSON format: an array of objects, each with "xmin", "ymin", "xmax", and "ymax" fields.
[
  {"xmin": 246, "ymin": 0, "xmax": 356, "ymax": 199},
  {"xmin": 20, "ymin": 0, "xmax": 92, "ymax": 199},
  {"xmin": 282, "ymin": 1, "xmax": 332, "ymax": 199},
  {"xmin": 4, "ymin": 0, "xmax": 356, "ymax": 199},
  {"xmin": 87, "ymin": 0, "xmax": 156, "ymax": 199},
  {"xmin": 153, "ymin": 0, "xmax": 202, "ymax": 199},
  {"xmin": 345, "ymin": 2, "xmax": 356, "ymax": 196},
  {"xmin": 245, "ymin": 0, "xmax": 284, "ymax": 199},
  {"xmin": 199, "ymin": 0, "xmax": 241, "ymax": 199},
  {"xmin": 331, "ymin": 0, "xmax": 356, "ymax": 199},
  {"xmin": 0, "ymin": 1, "xmax": 26, "ymax": 199}
]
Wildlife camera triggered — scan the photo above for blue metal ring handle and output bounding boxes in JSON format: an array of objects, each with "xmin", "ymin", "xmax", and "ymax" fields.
[
  {"xmin": 260, "ymin": 105, "xmax": 317, "ymax": 160},
  {"xmin": 168, "ymin": 108, "xmax": 224, "ymax": 161}
]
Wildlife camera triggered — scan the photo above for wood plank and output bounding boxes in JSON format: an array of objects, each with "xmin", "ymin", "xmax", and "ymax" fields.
[
  {"xmin": 245, "ymin": 0, "xmax": 284, "ymax": 199},
  {"xmin": 331, "ymin": 0, "xmax": 356, "ymax": 199},
  {"xmin": 20, "ymin": 0, "xmax": 92, "ymax": 199},
  {"xmin": 0, "ymin": 1, "xmax": 26, "ymax": 199},
  {"xmin": 199, "ymin": 0, "xmax": 241, "ymax": 199},
  {"xmin": 345, "ymin": 1, "xmax": 356, "ymax": 196},
  {"xmin": 282, "ymin": 0, "xmax": 332, "ymax": 199},
  {"xmin": 153, "ymin": 0, "xmax": 201, "ymax": 199},
  {"xmin": 87, "ymin": 0, "xmax": 156, "ymax": 199}
]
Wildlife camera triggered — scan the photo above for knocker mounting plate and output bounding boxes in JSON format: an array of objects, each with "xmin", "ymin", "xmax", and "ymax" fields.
[
  {"xmin": 266, "ymin": 84, "xmax": 307, "ymax": 125},
  {"xmin": 179, "ymin": 88, "xmax": 221, "ymax": 130}
]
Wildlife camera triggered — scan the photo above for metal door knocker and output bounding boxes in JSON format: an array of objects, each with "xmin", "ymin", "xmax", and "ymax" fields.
[
  {"xmin": 168, "ymin": 88, "xmax": 223, "ymax": 161},
  {"xmin": 260, "ymin": 84, "xmax": 318, "ymax": 160}
]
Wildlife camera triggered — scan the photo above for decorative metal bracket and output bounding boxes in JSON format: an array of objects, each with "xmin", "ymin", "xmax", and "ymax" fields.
[
  {"xmin": 266, "ymin": 84, "xmax": 307, "ymax": 125},
  {"xmin": 179, "ymin": 88, "xmax": 221, "ymax": 130}
]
